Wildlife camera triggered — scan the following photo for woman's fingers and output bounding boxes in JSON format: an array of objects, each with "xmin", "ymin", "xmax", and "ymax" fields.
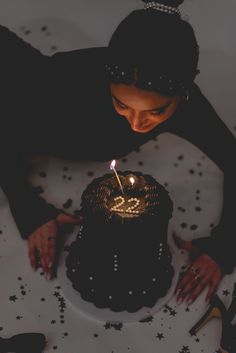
[
  {"xmin": 47, "ymin": 236, "xmax": 56, "ymax": 267},
  {"xmin": 175, "ymin": 265, "xmax": 203, "ymax": 294},
  {"xmin": 27, "ymin": 214, "xmax": 82, "ymax": 280},
  {"xmin": 175, "ymin": 254, "xmax": 223, "ymax": 305},
  {"xmin": 27, "ymin": 219, "xmax": 58, "ymax": 280},
  {"xmin": 185, "ymin": 275, "xmax": 211, "ymax": 305},
  {"xmin": 41, "ymin": 223, "xmax": 57, "ymax": 279},
  {"xmin": 28, "ymin": 240, "xmax": 38, "ymax": 271},
  {"xmin": 28, "ymin": 233, "xmax": 43, "ymax": 271}
]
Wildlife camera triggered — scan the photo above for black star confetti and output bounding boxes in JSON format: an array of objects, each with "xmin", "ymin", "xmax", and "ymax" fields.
[
  {"xmin": 104, "ymin": 322, "xmax": 123, "ymax": 331},
  {"xmin": 223, "ymin": 289, "xmax": 230, "ymax": 296},
  {"xmin": 52, "ymin": 290, "xmax": 67, "ymax": 320},
  {"xmin": 178, "ymin": 206, "xmax": 186, "ymax": 213},
  {"xmin": 51, "ymin": 45, "xmax": 58, "ymax": 51},
  {"xmin": 170, "ymin": 309, "xmax": 177, "ymax": 316},
  {"xmin": 190, "ymin": 224, "xmax": 198, "ymax": 231},
  {"xmin": 9, "ymin": 295, "xmax": 18, "ymax": 302},
  {"xmin": 63, "ymin": 198, "xmax": 73, "ymax": 209},
  {"xmin": 41, "ymin": 26, "xmax": 48, "ymax": 32},
  {"xmin": 179, "ymin": 346, "xmax": 190, "ymax": 353},
  {"xmin": 163, "ymin": 305, "xmax": 178, "ymax": 317},
  {"xmin": 24, "ymin": 30, "xmax": 31, "ymax": 35},
  {"xmin": 177, "ymin": 154, "xmax": 184, "ymax": 160},
  {"xmin": 156, "ymin": 332, "xmax": 164, "ymax": 340},
  {"xmin": 139, "ymin": 315, "xmax": 154, "ymax": 324}
]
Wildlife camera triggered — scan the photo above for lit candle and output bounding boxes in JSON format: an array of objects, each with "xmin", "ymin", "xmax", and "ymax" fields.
[
  {"xmin": 110, "ymin": 160, "xmax": 124, "ymax": 194},
  {"xmin": 129, "ymin": 177, "xmax": 135, "ymax": 187}
]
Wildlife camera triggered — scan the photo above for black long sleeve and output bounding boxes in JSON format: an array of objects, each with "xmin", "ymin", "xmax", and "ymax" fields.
[
  {"xmin": 0, "ymin": 151, "xmax": 60, "ymax": 239},
  {"xmin": 0, "ymin": 25, "xmax": 61, "ymax": 239},
  {"xmin": 165, "ymin": 84, "xmax": 236, "ymax": 273}
]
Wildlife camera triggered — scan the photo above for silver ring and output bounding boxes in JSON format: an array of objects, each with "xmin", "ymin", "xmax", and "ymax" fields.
[{"xmin": 190, "ymin": 267, "xmax": 199, "ymax": 275}]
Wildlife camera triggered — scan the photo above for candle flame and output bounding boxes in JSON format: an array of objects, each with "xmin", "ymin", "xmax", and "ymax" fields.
[
  {"xmin": 130, "ymin": 177, "xmax": 135, "ymax": 186},
  {"xmin": 110, "ymin": 160, "xmax": 116, "ymax": 170}
]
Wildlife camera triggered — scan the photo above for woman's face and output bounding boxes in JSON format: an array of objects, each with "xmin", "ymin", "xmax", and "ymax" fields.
[{"xmin": 111, "ymin": 83, "xmax": 181, "ymax": 133}]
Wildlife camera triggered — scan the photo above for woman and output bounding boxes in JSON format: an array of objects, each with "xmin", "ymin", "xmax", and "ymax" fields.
[{"xmin": 0, "ymin": 0, "xmax": 235, "ymax": 305}]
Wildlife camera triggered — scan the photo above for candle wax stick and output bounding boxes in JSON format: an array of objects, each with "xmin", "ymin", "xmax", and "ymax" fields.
[{"xmin": 112, "ymin": 168, "xmax": 124, "ymax": 195}]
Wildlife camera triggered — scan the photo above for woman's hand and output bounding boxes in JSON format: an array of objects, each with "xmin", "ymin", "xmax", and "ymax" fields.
[
  {"xmin": 27, "ymin": 213, "xmax": 81, "ymax": 280},
  {"xmin": 173, "ymin": 233, "xmax": 224, "ymax": 305}
]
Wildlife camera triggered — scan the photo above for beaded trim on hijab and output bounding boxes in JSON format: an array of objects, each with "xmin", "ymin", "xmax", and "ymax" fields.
[
  {"xmin": 105, "ymin": 64, "xmax": 187, "ymax": 96},
  {"xmin": 144, "ymin": 1, "xmax": 181, "ymax": 17}
]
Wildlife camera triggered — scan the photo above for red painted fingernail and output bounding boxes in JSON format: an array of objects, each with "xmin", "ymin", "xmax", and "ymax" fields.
[
  {"xmin": 187, "ymin": 297, "xmax": 193, "ymax": 305},
  {"xmin": 176, "ymin": 295, "xmax": 183, "ymax": 304}
]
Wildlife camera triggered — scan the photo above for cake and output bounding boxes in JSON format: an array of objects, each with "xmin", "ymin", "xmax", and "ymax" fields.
[{"xmin": 66, "ymin": 171, "xmax": 174, "ymax": 313}]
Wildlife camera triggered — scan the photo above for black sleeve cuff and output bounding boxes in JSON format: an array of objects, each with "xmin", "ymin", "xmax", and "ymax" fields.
[
  {"xmin": 192, "ymin": 226, "xmax": 236, "ymax": 274},
  {"xmin": 9, "ymin": 188, "xmax": 61, "ymax": 239}
]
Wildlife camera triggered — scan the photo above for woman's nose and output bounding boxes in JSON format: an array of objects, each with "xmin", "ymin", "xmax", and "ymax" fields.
[{"xmin": 127, "ymin": 111, "xmax": 146, "ymax": 131}]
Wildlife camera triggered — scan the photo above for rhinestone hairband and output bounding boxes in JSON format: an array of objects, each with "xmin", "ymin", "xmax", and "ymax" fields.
[
  {"xmin": 105, "ymin": 64, "xmax": 186, "ymax": 93},
  {"xmin": 144, "ymin": 2, "xmax": 181, "ymax": 17}
]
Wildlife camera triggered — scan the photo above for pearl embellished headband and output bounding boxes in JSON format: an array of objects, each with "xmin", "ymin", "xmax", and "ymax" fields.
[{"xmin": 144, "ymin": 1, "xmax": 181, "ymax": 17}]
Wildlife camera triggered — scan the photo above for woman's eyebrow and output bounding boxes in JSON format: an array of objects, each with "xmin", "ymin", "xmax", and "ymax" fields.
[{"xmin": 112, "ymin": 94, "xmax": 171, "ymax": 111}]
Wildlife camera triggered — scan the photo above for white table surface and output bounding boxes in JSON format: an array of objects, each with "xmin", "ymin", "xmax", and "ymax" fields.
[{"xmin": 0, "ymin": 132, "xmax": 235, "ymax": 353}]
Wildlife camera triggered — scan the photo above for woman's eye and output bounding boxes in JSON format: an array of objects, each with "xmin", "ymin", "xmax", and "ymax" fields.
[
  {"xmin": 115, "ymin": 101, "xmax": 127, "ymax": 109},
  {"xmin": 151, "ymin": 109, "xmax": 166, "ymax": 116}
]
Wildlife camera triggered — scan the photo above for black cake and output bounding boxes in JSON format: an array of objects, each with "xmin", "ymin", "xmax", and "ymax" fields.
[{"xmin": 66, "ymin": 171, "xmax": 174, "ymax": 313}]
